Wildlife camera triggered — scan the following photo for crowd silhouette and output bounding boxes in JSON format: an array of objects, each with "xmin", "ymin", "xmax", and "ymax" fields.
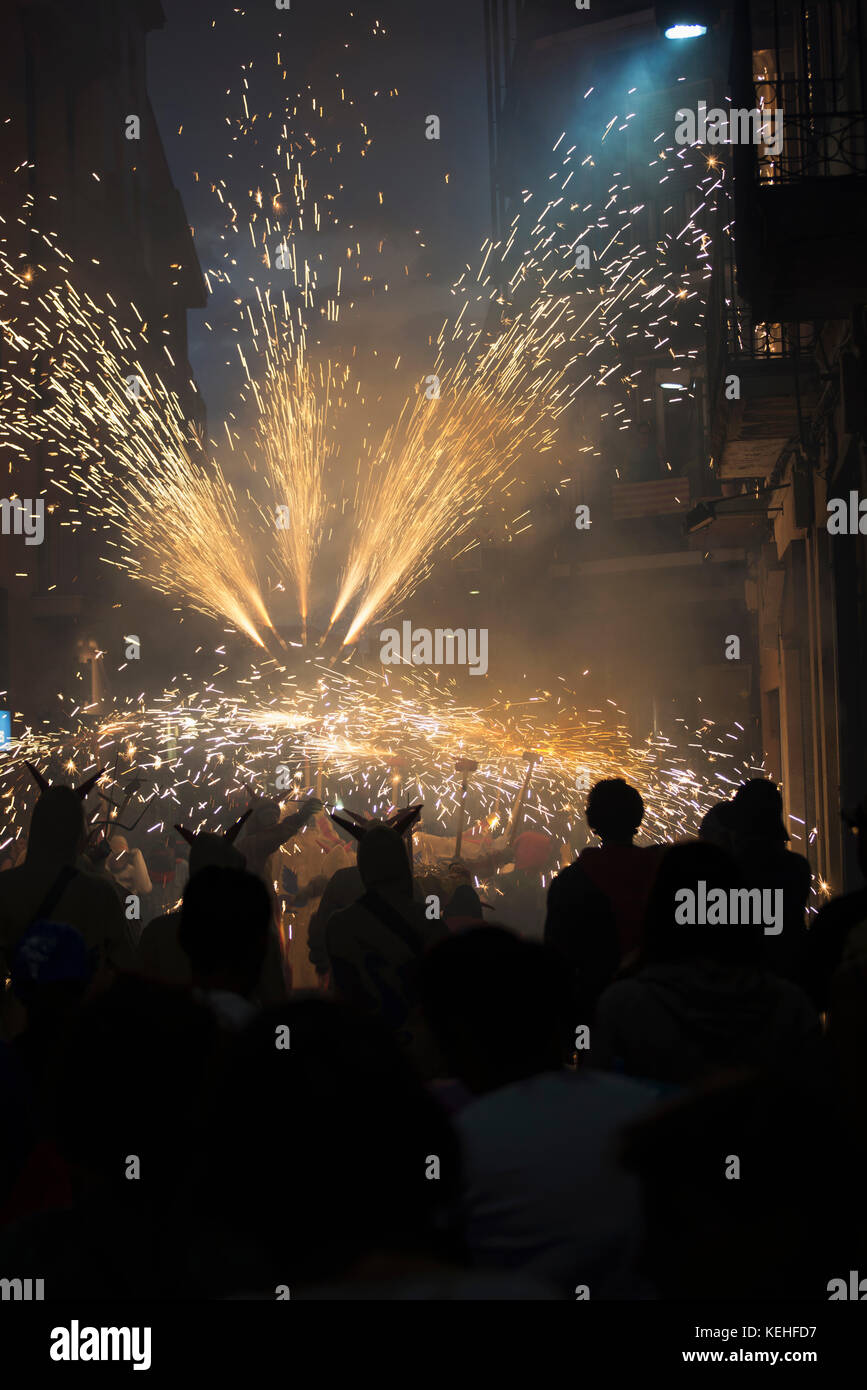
[{"xmin": 0, "ymin": 767, "xmax": 866, "ymax": 1299}]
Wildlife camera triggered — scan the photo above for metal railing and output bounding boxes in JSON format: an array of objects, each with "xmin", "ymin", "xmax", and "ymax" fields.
[{"xmin": 753, "ymin": 79, "xmax": 867, "ymax": 181}]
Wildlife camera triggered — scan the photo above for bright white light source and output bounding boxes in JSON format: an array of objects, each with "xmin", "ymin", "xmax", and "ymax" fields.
[
  {"xmin": 664, "ymin": 24, "xmax": 707, "ymax": 39},
  {"xmin": 661, "ymin": 382, "xmax": 687, "ymax": 390}
]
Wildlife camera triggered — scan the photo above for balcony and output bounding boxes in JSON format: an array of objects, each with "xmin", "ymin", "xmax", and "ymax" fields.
[
  {"xmin": 731, "ymin": 30, "xmax": 867, "ymax": 320},
  {"xmin": 707, "ymin": 212, "xmax": 817, "ymax": 481},
  {"xmin": 610, "ymin": 476, "xmax": 690, "ymax": 520}
]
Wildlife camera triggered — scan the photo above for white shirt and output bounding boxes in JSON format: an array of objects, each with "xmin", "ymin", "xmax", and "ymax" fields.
[{"xmin": 456, "ymin": 1069, "xmax": 656, "ymax": 1296}]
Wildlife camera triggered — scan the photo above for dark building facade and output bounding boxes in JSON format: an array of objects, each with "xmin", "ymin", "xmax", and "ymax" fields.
[
  {"xmin": 486, "ymin": 0, "xmax": 867, "ymax": 893},
  {"xmin": 0, "ymin": 0, "xmax": 205, "ymax": 717},
  {"xmin": 483, "ymin": 2, "xmax": 758, "ymax": 742},
  {"xmin": 707, "ymin": 0, "xmax": 867, "ymax": 892}
]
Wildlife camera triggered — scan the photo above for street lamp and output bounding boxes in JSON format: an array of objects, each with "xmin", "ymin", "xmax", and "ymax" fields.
[
  {"xmin": 664, "ymin": 23, "xmax": 707, "ymax": 38},
  {"xmin": 655, "ymin": 4, "xmax": 717, "ymax": 39}
]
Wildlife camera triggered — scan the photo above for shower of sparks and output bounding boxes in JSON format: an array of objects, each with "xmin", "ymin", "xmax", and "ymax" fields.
[
  {"xmin": 0, "ymin": 658, "xmax": 767, "ymax": 871},
  {"xmin": 244, "ymin": 339, "xmax": 350, "ymax": 638},
  {"xmin": 0, "ymin": 222, "xmax": 276, "ymax": 647},
  {"xmin": 1, "ymin": 48, "xmax": 728, "ymax": 646},
  {"xmin": 332, "ymin": 287, "xmax": 577, "ymax": 643}
]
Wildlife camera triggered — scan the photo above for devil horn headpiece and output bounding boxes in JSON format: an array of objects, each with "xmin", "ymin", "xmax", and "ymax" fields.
[
  {"xmin": 24, "ymin": 762, "xmax": 49, "ymax": 794},
  {"xmin": 329, "ymin": 803, "xmax": 423, "ymax": 843},
  {"xmin": 225, "ymin": 807, "xmax": 253, "ymax": 842},
  {"xmin": 175, "ymin": 805, "xmax": 255, "ymax": 847},
  {"xmin": 387, "ymin": 805, "xmax": 424, "ymax": 837},
  {"xmin": 25, "ymin": 762, "xmax": 104, "ymax": 800}
]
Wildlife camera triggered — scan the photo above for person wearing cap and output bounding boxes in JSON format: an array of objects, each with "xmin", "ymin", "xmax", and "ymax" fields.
[
  {"xmin": 8, "ymin": 920, "xmax": 96, "ymax": 1082},
  {"xmin": 0, "ymin": 785, "xmax": 130, "ymax": 1015}
]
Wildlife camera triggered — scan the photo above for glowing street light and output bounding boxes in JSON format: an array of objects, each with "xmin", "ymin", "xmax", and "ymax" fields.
[
  {"xmin": 655, "ymin": 4, "xmax": 716, "ymax": 39},
  {"xmin": 664, "ymin": 22, "xmax": 707, "ymax": 38}
]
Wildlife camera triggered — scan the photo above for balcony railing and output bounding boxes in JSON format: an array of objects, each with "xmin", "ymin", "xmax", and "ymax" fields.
[
  {"xmin": 752, "ymin": 80, "xmax": 867, "ymax": 183},
  {"xmin": 706, "ymin": 193, "xmax": 813, "ymax": 409}
]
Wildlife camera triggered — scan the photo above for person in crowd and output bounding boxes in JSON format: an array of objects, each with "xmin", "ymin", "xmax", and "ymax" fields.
[
  {"xmin": 620, "ymin": 1070, "xmax": 860, "ymax": 1299},
  {"xmin": 103, "ymin": 834, "xmax": 153, "ymax": 945},
  {"xmin": 8, "ymin": 920, "xmax": 95, "ymax": 1089},
  {"xmin": 544, "ymin": 778, "xmax": 663, "ymax": 1018},
  {"xmin": 0, "ymin": 784, "xmax": 130, "ymax": 1009},
  {"xmin": 442, "ymin": 882, "xmax": 486, "ymax": 932},
  {"xmin": 307, "ymin": 806, "xmax": 422, "ymax": 982},
  {"xmin": 806, "ymin": 796, "xmax": 867, "ymax": 1009},
  {"xmin": 234, "ymin": 794, "xmax": 322, "ymax": 890},
  {"xmin": 179, "ymin": 997, "xmax": 534, "ymax": 1299},
  {"xmin": 326, "ymin": 825, "xmax": 446, "ymax": 1031},
  {"xmin": 729, "ymin": 778, "xmax": 811, "ymax": 983},
  {"xmin": 698, "ymin": 798, "xmax": 736, "ymax": 855},
  {"xmin": 418, "ymin": 926, "xmax": 657, "ymax": 1296},
  {"xmin": 179, "ymin": 865, "xmax": 272, "ymax": 1030},
  {"xmin": 278, "ymin": 805, "xmax": 356, "ymax": 990},
  {"xmin": 0, "ymin": 922, "xmax": 96, "ymax": 1226},
  {"xmin": 105, "ymin": 833, "xmax": 152, "ymax": 898},
  {"xmin": 492, "ymin": 829, "xmax": 555, "ymax": 940},
  {"xmin": 590, "ymin": 841, "xmax": 821, "ymax": 1086},
  {"xmin": 0, "ymin": 840, "xmax": 26, "ymax": 874},
  {"xmin": 136, "ymin": 825, "xmax": 288, "ymax": 1005},
  {"xmin": 814, "ymin": 799, "xmax": 867, "ymax": 1166},
  {"xmin": 308, "ymin": 859, "xmax": 364, "ymax": 980},
  {"xmin": 4, "ymin": 754, "xmax": 866, "ymax": 1305},
  {"xmin": 0, "ymin": 975, "xmax": 220, "ymax": 1297}
]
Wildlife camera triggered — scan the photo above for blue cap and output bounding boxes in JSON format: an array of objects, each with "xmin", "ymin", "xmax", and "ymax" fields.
[{"xmin": 10, "ymin": 919, "xmax": 95, "ymax": 996}]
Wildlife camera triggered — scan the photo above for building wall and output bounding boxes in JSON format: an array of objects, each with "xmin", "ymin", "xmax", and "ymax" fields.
[
  {"xmin": 711, "ymin": 0, "xmax": 867, "ymax": 892},
  {"xmin": 0, "ymin": 0, "xmax": 205, "ymax": 717},
  {"xmin": 484, "ymin": 1, "xmax": 758, "ymax": 753}
]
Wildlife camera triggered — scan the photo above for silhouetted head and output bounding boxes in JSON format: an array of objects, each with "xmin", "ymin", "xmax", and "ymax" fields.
[
  {"xmin": 27, "ymin": 785, "xmax": 86, "ymax": 863},
  {"xmin": 329, "ymin": 803, "xmax": 422, "ymax": 842},
  {"xmin": 108, "ymin": 833, "xmax": 129, "ymax": 856},
  {"xmin": 190, "ymin": 997, "xmax": 462, "ymax": 1290},
  {"xmin": 50, "ymin": 975, "xmax": 219, "ymax": 1201},
  {"xmin": 10, "ymin": 920, "xmax": 95, "ymax": 1015},
  {"xmin": 586, "ymin": 777, "xmax": 644, "ymax": 844},
  {"xmin": 188, "ymin": 832, "xmax": 245, "ymax": 879},
  {"xmin": 418, "ymin": 926, "xmax": 571, "ymax": 1094},
  {"xmin": 731, "ymin": 778, "xmax": 788, "ymax": 844},
  {"xmin": 357, "ymin": 825, "xmax": 412, "ymax": 895},
  {"xmin": 175, "ymin": 810, "xmax": 250, "ymax": 877},
  {"xmin": 620, "ymin": 1072, "xmax": 854, "ymax": 1299},
  {"xmin": 443, "ymin": 882, "xmax": 483, "ymax": 922},
  {"xmin": 641, "ymin": 839, "xmax": 759, "ymax": 966},
  {"xmin": 179, "ymin": 866, "xmax": 271, "ymax": 997},
  {"xmin": 248, "ymin": 800, "xmax": 281, "ymax": 831},
  {"xmin": 699, "ymin": 800, "xmax": 735, "ymax": 852}
]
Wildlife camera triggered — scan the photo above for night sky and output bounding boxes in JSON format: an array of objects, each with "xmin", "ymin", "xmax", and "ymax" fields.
[{"xmin": 148, "ymin": 0, "xmax": 491, "ymax": 429}]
